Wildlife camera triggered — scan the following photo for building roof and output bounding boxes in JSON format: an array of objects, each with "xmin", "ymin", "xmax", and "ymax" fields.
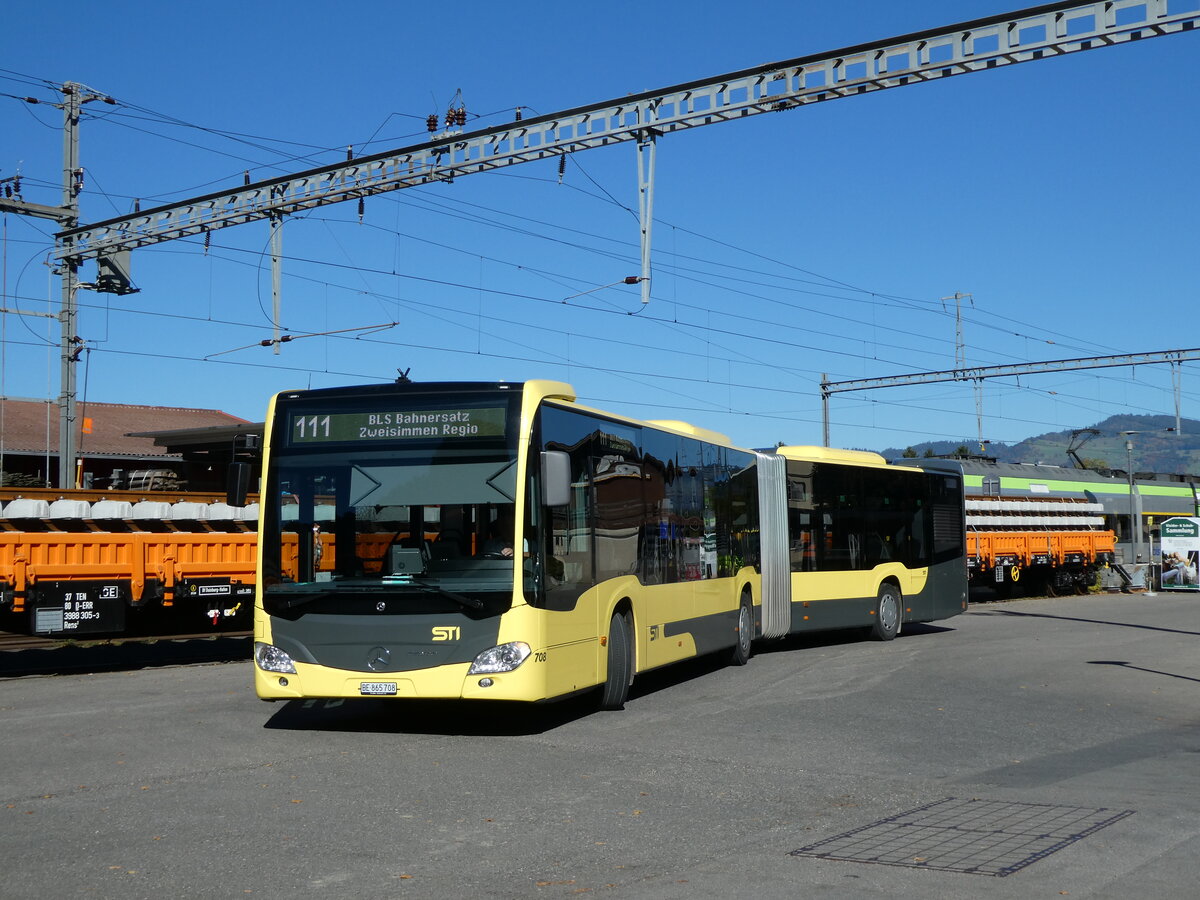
[
  {"xmin": 0, "ymin": 397, "xmax": 252, "ymax": 459},
  {"xmin": 128, "ymin": 422, "xmax": 264, "ymax": 463}
]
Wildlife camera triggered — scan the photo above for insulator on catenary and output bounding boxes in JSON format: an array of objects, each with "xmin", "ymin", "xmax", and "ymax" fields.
[
  {"xmin": 455, "ymin": 107, "xmax": 466, "ymax": 126},
  {"xmin": 514, "ymin": 107, "xmax": 523, "ymax": 121},
  {"xmin": 426, "ymin": 114, "xmax": 438, "ymax": 133}
]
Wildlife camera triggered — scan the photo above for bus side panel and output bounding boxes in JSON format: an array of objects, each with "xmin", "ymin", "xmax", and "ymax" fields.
[
  {"xmin": 787, "ymin": 570, "xmax": 875, "ymax": 632},
  {"xmin": 645, "ymin": 573, "xmax": 758, "ymax": 669},
  {"xmin": 909, "ymin": 558, "xmax": 968, "ymax": 623},
  {"xmin": 541, "ymin": 574, "xmax": 747, "ymax": 693},
  {"xmin": 637, "ymin": 581, "xmax": 698, "ymax": 670},
  {"xmin": 540, "ymin": 581, "xmax": 702, "ymax": 700},
  {"xmin": 541, "ymin": 587, "xmax": 603, "ymax": 700},
  {"xmin": 539, "ymin": 575, "xmax": 693, "ymax": 699},
  {"xmin": 784, "ymin": 564, "xmax": 946, "ymax": 633},
  {"xmin": 663, "ymin": 607, "xmax": 740, "ymax": 655}
]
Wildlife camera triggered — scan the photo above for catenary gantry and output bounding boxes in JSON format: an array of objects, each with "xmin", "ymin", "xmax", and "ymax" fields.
[{"xmin": 2, "ymin": 1, "xmax": 1197, "ymax": 485}]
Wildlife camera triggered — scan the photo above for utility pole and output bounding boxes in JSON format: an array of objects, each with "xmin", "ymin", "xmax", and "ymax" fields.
[
  {"xmin": 940, "ymin": 292, "xmax": 983, "ymax": 450},
  {"xmin": 58, "ymin": 84, "xmax": 83, "ymax": 490},
  {"xmin": 1121, "ymin": 432, "xmax": 1141, "ymax": 565},
  {"xmin": 940, "ymin": 292, "xmax": 973, "ymax": 370},
  {"xmin": 0, "ymin": 83, "xmax": 129, "ymax": 487},
  {"xmin": 1, "ymin": 84, "xmax": 95, "ymax": 485}
]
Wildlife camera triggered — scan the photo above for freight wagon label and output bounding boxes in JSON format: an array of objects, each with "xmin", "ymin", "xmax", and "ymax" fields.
[
  {"xmin": 32, "ymin": 582, "xmax": 126, "ymax": 636},
  {"xmin": 1159, "ymin": 517, "xmax": 1200, "ymax": 591},
  {"xmin": 184, "ymin": 579, "xmax": 254, "ymax": 600}
]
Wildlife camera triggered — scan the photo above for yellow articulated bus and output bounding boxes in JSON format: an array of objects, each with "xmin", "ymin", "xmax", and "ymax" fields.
[{"xmin": 253, "ymin": 380, "xmax": 966, "ymax": 709}]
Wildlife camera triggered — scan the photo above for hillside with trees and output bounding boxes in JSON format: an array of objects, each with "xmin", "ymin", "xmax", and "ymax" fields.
[{"xmin": 883, "ymin": 415, "xmax": 1200, "ymax": 475}]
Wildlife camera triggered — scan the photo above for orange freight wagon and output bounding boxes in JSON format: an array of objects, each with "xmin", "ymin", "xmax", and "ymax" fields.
[
  {"xmin": 0, "ymin": 531, "xmax": 258, "ymax": 635},
  {"xmin": 0, "ymin": 493, "xmax": 261, "ymax": 636},
  {"xmin": 965, "ymin": 498, "xmax": 1115, "ymax": 596}
]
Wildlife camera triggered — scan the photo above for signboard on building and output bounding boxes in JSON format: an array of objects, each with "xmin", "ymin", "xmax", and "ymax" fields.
[{"xmin": 1159, "ymin": 517, "xmax": 1200, "ymax": 591}]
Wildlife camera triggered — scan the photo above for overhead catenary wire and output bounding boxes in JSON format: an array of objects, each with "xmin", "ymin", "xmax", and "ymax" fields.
[
  {"xmin": 1, "ymin": 82, "xmax": 1130, "ymax": 370},
  {"xmin": 2, "ymin": 214, "xmax": 1190, "ymax": 444},
  {"xmin": 3, "ymin": 56, "xmax": 1191, "ymax": 449},
  {"xmin": 187, "ymin": 221, "xmax": 1187, "ymax": 403},
  {"xmin": 7, "ymin": 214, "xmax": 1190, "ymax": 434},
  {"xmin": 5, "ymin": 64, "xmax": 1123, "ymax": 366}
]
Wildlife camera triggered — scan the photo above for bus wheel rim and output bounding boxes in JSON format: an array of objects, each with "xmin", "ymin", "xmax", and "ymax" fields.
[{"xmin": 880, "ymin": 593, "xmax": 898, "ymax": 630}]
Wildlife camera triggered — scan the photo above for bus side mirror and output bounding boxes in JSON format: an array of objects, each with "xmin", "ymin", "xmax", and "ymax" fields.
[
  {"xmin": 541, "ymin": 451, "xmax": 571, "ymax": 507},
  {"xmin": 227, "ymin": 462, "xmax": 252, "ymax": 507}
]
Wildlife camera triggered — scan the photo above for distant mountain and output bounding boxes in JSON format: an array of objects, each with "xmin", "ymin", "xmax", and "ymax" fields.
[{"xmin": 881, "ymin": 414, "xmax": 1200, "ymax": 475}]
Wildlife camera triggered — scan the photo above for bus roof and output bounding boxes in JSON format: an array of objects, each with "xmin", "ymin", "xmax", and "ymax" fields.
[{"xmin": 775, "ymin": 445, "xmax": 893, "ymax": 468}]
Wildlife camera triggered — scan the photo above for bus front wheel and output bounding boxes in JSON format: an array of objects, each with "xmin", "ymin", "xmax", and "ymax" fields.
[
  {"xmin": 872, "ymin": 584, "xmax": 901, "ymax": 641},
  {"xmin": 599, "ymin": 610, "xmax": 633, "ymax": 710}
]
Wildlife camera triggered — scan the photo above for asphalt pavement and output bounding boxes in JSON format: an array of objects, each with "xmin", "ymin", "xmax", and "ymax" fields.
[{"xmin": 2, "ymin": 591, "xmax": 1197, "ymax": 899}]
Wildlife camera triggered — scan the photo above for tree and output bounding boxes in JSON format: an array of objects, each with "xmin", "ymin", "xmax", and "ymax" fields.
[
  {"xmin": 902, "ymin": 447, "xmax": 918, "ymax": 458},
  {"xmin": 923, "ymin": 448, "xmax": 936, "ymax": 458}
]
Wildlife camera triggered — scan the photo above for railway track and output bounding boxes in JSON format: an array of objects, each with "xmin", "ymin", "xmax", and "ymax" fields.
[
  {"xmin": 0, "ymin": 629, "xmax": 251, "ymax": 652},
  {"xmin": 0, "ymin": 629, "xmax": 252, "ymax": 677}
]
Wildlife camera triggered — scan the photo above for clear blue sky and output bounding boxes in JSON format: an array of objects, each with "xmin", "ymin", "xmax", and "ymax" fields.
[{"xmin": 2, "ymin": 0, "xmax": 1197, "ymax": 454}]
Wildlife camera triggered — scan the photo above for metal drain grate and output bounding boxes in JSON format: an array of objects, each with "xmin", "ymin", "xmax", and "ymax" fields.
[{"xmin": 791, "ymin": 797, "xmax": 1135, "ymax": 877}]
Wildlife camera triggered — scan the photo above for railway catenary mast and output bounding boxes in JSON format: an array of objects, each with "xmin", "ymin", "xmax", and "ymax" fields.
[
  {"xmin": 822, "ymin": 349, "xmax": 1200, "ymax": 448},
  {"xmin": 5, "ymin": 1, "xmax": 1198, "ymax": 487}
]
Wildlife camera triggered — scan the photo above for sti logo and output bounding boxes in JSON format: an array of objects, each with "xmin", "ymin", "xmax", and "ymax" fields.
[{"xmin": 431, "ymin": 626, "xmax": 461, "ymax": 642}]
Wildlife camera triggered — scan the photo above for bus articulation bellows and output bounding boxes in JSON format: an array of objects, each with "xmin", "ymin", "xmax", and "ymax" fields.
[{"xmin": 253, "ymin": 380, "xmax": 967, "ymax": 709}]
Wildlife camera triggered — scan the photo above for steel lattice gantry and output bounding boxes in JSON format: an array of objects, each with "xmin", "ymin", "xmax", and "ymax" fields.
[
  {"xmin": 8, "ymin": 1, "xmax": 1198, "ymax": 487},
  {"xmin": 54, "ymin": 1, "xmax": 1199, "ymax": 267},
  {"xmin": 820, "ymin": 349, "xmax": 1200, "ymax": 446}
]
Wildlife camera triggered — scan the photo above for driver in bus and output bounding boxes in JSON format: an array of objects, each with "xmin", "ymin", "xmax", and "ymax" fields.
[{"xmin": 482, "ymin": 517, "xmax": 514, "ymax": 558}]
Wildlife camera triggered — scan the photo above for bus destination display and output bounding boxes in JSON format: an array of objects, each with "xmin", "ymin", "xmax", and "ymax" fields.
[{"xmin": 289, "ymin": 407, "xmax": 507, "ymax": 444}]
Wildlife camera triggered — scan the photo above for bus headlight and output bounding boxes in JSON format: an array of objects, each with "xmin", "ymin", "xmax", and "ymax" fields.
[
  {"xmin": 468, "ymin": 642, "xmax": 531, "ymax": 674},
  {"xmin": 254, "ymin": 641, "xmax": 297, "ymax": 674}
]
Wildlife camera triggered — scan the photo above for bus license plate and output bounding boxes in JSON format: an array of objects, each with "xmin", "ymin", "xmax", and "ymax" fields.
[{"xmin": 360, "ymin": 682, "xmax": 398, "ymax": 696}]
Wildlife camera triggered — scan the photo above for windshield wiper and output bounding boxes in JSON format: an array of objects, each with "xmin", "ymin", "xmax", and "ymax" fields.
[
  {"xmin": 405, "ymin": 577, "xmax": 485, "ymax": 610},
  {"xmin": 264, "ymin": 586, "xmax": 335, "ymax": 611},
  {"xmin": 265, "ymin": 580, "xmax": 395, "ymax": 611},
  {"xmin": 267, "ymin": 577, "xmax": 484, "ymax": 612}
]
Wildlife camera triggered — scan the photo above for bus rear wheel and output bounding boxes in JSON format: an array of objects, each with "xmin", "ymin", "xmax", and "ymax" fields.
[
  {"xmin": 599, "ymin": 610, "xmax": 633, "ymax": 710},
  {"xmin": 872, "ymin": 583, "xmax": 900, "ymax": 641}
]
